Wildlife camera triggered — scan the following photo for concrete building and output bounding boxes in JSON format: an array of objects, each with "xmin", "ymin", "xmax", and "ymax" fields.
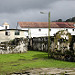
[
  {"xmin": 17, "ymin": 22, "xmax": 75, "ymax": 38},
  {"xmin": 0, "ymin": 22, "xmax": 28, "ymax": 42}
]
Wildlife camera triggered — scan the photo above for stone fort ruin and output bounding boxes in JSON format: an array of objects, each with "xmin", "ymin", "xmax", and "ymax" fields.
[
  {"xmin": 0, "ymin": 38, "xmax": 28, "ymax": 54},
  {"xmin": 28, "ymin": 30, "xmax": 75, "ymax": 61}
]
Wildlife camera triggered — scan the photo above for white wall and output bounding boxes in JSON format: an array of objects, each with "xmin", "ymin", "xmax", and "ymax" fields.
[
  {"xmin": 0, "ymin": 26, "xmax": 4, "ymax": 30},
  {"xmin": 21, "ymin": 28, "xmax": 75, "ymax": 38},
  {"xmin": 4, "ymin": 25, "xmax": 9, "ymax": 29},
  {"xmin": 0, "ymin": 25, "xmax": 9, "ymax": 30}
]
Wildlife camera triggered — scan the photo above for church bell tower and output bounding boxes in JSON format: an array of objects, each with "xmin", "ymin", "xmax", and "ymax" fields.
[{"xmin": 3, "ymin": 22, "xmax": 9, "ymax": 29}]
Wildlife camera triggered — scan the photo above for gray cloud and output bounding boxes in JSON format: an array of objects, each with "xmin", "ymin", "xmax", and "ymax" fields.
[
  {"xmin": 0, "ymin": 0, "xmax": 57, "ymax": 13},
  {"xmin": 0, "ymin": 0, "xmax": 75, "ymax": 28}
]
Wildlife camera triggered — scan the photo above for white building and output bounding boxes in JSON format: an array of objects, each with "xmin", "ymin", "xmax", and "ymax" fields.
[
  {"xmin": 0, "ymin": 22, "xmax": 9, "ymax": 30},
  {"xmin": 17, "ymin": 22, "xmax": 75, "ymax": 38},
  {"xmin": 0, "ymin": 22, "xmax": 28, "ymax": 42}
]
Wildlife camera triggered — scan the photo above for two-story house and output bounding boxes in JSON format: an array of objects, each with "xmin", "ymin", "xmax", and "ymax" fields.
[{"xmin": 0, "ymin": 22, "xmax": 28, "ymax": 42}]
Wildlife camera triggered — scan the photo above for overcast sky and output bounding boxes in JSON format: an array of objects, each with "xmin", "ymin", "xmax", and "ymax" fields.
[{"xmin": 0, "ymin": 0, "xmax": 75, "ymax": 28}]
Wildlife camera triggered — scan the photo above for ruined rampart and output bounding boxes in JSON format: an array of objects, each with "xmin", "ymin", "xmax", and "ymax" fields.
[
  {"xmin": 0, "ymin": 38, "xmax": 28, "ymax": 54},
  {"xmin": 28, "ymin": 30, "xmax": 75, "ymax": 61}
]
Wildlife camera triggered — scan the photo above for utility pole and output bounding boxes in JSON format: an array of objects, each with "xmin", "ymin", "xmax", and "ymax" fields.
[
  {"xmin": 40, "ymin": 11, "xmax": 51, "ymax": 58},
  {"xmin": 48, "ymin": 12, "xmax": 50, "ymax": 58}
]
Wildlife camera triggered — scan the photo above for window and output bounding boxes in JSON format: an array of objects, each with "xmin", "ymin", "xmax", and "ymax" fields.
[
  {"xmin": 73, "ymin": 29, "xmax": 74, "ymax": 31},
  {"xmin": 15, "ymin": 30, "xmax": 20, "ymax": 35},
  {"xmin": 49, "ymin": 29, "xmax": 51, "ymax": 31},
  {"xmin": 39, "ymin": 29, "xmax": 41, "ymax": 31},
  {"xmin": 26, "ymin": 36, "xmax": 29, "ymax": 38},
  {"xmin": 5, "ymin": 26, "xmax": 7, "ymax": 29},
  {"xmin": 66, "ymin": 29, "xmax": 68, "ymax": 31},
  {"xmin": 5, "ymin": 31, "xmax": 10, "ymax": 36}
]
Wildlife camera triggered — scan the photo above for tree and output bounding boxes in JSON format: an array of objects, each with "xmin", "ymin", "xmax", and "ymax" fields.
[
  {"xmin": 71, "ymin": 17, "xmax": 75, "ymax": 22},
  {"xmin": 66, "ymin": 18, "xmax": 71, "ymax": 22},
  {"xmin": 57, "ymin": 19, "xmax": 62, "ymax": 22}
]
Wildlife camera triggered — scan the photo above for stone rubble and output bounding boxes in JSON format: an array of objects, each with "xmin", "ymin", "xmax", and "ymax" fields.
[
  {"xmin": 0, "ymin": 38, "xmax": 28, "ymax": 54},
  {"xmin": 10, "ymin": 68, "xmax": 75, "ymax": 75}
]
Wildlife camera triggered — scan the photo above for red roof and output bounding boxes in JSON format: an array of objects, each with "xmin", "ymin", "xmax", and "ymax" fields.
[{"xmin": 18, "ymin": 22, "xmax": 75, "ymax": 28}]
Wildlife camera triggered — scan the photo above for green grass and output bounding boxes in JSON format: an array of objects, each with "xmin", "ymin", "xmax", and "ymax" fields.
[{"xmin": 0, "ymin": 51, "xmax": 75, "ymax": 74}]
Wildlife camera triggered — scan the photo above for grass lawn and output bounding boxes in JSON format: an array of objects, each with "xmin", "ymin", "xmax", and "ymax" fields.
[{"xmin": 0, "ymin": 51, "xmax": 75, "ymax": 74}]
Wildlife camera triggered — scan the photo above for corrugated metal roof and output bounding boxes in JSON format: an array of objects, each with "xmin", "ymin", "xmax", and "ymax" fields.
[{"xmin": 18, "ymin": 22, "xmax": 75, "ymax": 28}]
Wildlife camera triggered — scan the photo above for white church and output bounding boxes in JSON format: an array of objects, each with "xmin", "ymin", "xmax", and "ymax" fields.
[
  {"xmin": 17, "ymin": 22, "xmax": 75, "ymax": 38},
  {"xmin": 0, "ymin": 22, "xmax": 9, "ymax": 29}
]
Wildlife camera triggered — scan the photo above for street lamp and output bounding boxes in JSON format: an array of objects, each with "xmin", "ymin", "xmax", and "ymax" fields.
[{"xmin": 40, "ymin": 11, "xmax": 50, "ymax": 58}]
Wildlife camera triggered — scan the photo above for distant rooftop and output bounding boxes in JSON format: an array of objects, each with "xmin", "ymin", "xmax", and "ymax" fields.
[
  {"xmin": 3, "ymin": 22, "xmax": 9, "ymax": 25},
  {"xmin": 18, "ymin": 22, "xmax": 75, "ymax": 28}
]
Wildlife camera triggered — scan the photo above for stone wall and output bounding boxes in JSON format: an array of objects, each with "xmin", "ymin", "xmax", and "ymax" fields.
[
  {"xmin": 50, "ymin": 30, "xmax": 75, "ymax": 61},
  {"xmin": 0, "ymin": 38, "xmax": 28, "ymax": 54},
  {"xmin": 28, "ymin": 36, "xmax": 53, "ymax": 52},
  {"xmin": 28, "ymin": 30, "xmax": 75, "ymax": 61}
]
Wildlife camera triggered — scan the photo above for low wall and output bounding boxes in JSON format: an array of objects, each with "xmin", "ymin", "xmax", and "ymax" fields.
[
  {"xmin": 28, "ymin": 36, "xmax": 75, "ymax": 62},
  {"xmin": 28, "ymin": 37, "xmax": 48, "ymax": 52},
  {"xmin": 0, "ymin": 38, "xmax": 28, "ymax": 54}
]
